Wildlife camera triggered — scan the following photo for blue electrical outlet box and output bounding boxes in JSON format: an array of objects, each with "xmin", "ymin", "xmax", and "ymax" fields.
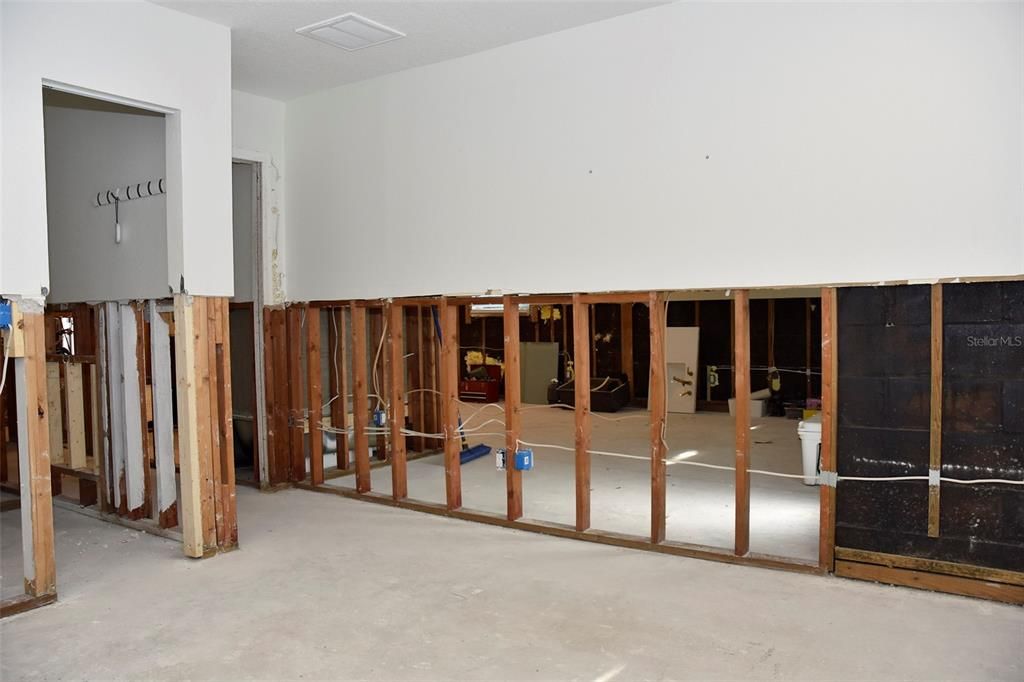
[
  {"xmin": 0, "ymin": 301, "xmax": 11, "ymax": 330},
  {"xmin": 372, "ymin": 409, "xmax": 387, "ymax": 427},
  {"xmin": 514, "ymin": 448, "xmax": 533, "ymax": 471}
]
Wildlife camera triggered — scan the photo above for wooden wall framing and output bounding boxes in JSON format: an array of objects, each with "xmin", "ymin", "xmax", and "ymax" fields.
[
  {"xmin": 282, "ymin": 281, "xmax": 1022, "ymax": 604},
  {"xmin": 819, "ymin": 288, "xmax": 838, "ymax": 570},
  {"xmin": 173, "ymin": 295, "xmax": 238, "ymax": 557},
  {"xmin": 1, "ymin": 301, "xmax": 58, "ymax": 618},
  {"xmin": 733, "ymin": 290, "xmax": 751, "ymax": 556}
]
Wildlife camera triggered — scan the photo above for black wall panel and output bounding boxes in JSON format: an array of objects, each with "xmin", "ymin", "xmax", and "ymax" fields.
[{"xmin": 836, "ymin": 281, "xmax": 1024, "ymax": 572}]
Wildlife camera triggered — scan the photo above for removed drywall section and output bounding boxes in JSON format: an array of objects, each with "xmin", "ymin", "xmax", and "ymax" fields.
[
  {"xmin": 285, "ymin": 1, "xmax": 1022, "ymax": 300},
  {"xmin": 1, "ymin": 0, "xmax": 232, "ymax": 299},
  {"xmin": 44, "ymin": 99, "xmax": 167, "ymax": 303},
  {"xmin": 232, "ymin": 90, "xmax": 286, "ymax": 305}
]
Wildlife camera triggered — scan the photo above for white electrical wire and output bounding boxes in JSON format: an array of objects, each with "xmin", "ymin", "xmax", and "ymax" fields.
[
  {"xmin": 513, "ymin": 436, "xmax": 1024, "ymax": 485},
  {"xmin": 321, "ymin": 420, "xmax": 1023, "ymax": 486},
  {"xmin": 406, "ymin": 388, "xmax": 441, "ymax": 397},
  {"xmin": 371, "ymin": 316, "xmax": 387, "ymax": 411},
  {"xmin": 457, "ymin": 418, "xmax": 506, "ymax": 434},
  {"xmin": 321, "ymin": 308, "xmax": 341, "ymax": 411},
  {"xmin": 0, "ymin": 331, "xmax": 10, "ymax": 397}
]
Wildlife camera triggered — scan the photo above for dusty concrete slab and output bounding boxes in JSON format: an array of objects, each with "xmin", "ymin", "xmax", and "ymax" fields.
[
  {"xmin": 2, "ymin": 486, "xmax": 1022, "ymax": 680},
  {"xmin": 330, "ymin": 407, "xmax": 820, "ymax": 560}
]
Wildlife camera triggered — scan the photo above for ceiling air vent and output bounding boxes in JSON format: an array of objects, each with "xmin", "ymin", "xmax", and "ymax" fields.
[{"xmin": 296, "ymin": 13, "xmax": 405, "ymax": 51}]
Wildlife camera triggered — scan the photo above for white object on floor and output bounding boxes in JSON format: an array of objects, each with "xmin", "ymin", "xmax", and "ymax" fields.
[
  {"xmin": 727, "ymin": 398, "xmax": 766, "ymax": 418},
  {"xmin": 666, "ymin": 327, "xmax": 699, "ymax": 413},
  {"xmin": 797, "ymin": 414, "xmax": 823, "ymax": 485}
]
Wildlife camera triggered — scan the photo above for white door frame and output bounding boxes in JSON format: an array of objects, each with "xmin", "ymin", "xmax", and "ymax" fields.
[{"xmin": 231, "ymin": 151, "xmax": 271, "ymax": 485}]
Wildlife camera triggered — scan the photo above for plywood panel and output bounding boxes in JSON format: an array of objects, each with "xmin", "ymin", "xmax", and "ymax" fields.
[
  {"xmin": 64, "ymin": 363, "xmax": 87, "ymax": 469},
  {"xmin": 45, "ymin": 363, "xmax": 63, "ymax": 466}
]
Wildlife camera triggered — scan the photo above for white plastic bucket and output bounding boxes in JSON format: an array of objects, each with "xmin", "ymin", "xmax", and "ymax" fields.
[{"xmin": 797, "ymin": 414, "xmax": 823, "ymax": 485}]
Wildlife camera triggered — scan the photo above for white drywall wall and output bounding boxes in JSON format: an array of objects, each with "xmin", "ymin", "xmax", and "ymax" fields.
[
  {"xmin": 1, "ymin": 1, "xmax": 232, "ymax": 301},
  {"xmin": 44, "ymin": 104, "xmax": 167, "ymax": 303},
  {"xmin": 232, "ymin": 90, "xmax": 287, "ymax": 304},
  {"xmin": 285, "ymin": 1, "xmax": 1024, "ymax": 301}
]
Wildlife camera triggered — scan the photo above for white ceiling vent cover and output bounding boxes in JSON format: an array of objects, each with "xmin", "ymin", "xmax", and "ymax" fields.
[{"xmin": 296, "ymin": 13, "xmax": 405, "ymax": 51}]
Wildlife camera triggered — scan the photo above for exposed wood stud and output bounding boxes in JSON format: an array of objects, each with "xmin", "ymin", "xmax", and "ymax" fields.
[
  {"xmin": 193, "ymin": 298, "xmax": 216, "ymax": 549},
  {"xmin": 214, "ymin": 298, "xmax": 238, "ymax": 549},
  {"xmin": 45, "ymin": 363, "xmax": 63, "ymax": 466},
  {"xmin": 388, "ymin": 303, "xmax": 408, "ymax": 500},
  {"xmin": 648, "ymin": 292, "xmax": 667, "ymax": 544},
  {"xmin": 15, "ymin": 308, "xmax": 57, "ymax": 597},
  {"xmin": 64, "ymin": 363, "xmax": 87, "ymax": 470},
  {"xmin": 173, "ymin": 295, "xmax": 204, "ymax": 558},
  {"xmin": 819, "ymin": 287, "xmax": 838, "ymax": 570},
  {"xmin": 286, "ymin": 305, "xmax": 305, "ymax": 482},
  {"xmin": 620, "ymin": 303, "xmax": 634, "ymax": 396},
  {"xmin": 503, "ymin": 295, "xmax": 523, "ymax": 521},
  {"xmin": 572, "ymin": 294, "xmax": 591, "ymax": 532},
  {"xmin": 928, "ymin": 284, "xmax": 943, "ymax": 537},
  {"xmin": 440, "ymin": 300, "xmax": 462, "ymax": 510},
  {"xmin": 266, "ymin": 307, "xmax": 290, "ymax": 485},
  {"xmin": 733, "ymin": 290, "xmax": 751, "ymax": 557},
  {"xmin": 307, "ymin": 307, "xmax": 324, "ymax": 485},
  {"xmin": 351, "ymin": 304, "xmax": 371, "ymax": 493}
]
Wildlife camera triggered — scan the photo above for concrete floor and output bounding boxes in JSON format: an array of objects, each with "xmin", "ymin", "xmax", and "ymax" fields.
[
  {"xmin": 329, "ymin": 407, "xmax": 820, "ymax": 561},
  {"xmin": 2, "ymin": 486, "xmax": 1023, "ymax": 681}
]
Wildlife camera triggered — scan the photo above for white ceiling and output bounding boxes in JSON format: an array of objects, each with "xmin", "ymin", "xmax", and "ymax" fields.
[{"xmin": 153, "ymin": 1, "xmax": 670, "ymax": 100}]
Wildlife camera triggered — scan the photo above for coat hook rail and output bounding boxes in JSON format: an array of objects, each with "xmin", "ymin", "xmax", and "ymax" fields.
[{"xmin": 94, "ymin": 178, "xmax": 165, "ymax": 207}]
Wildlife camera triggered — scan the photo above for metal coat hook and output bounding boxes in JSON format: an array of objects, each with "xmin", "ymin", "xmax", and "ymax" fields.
[
  {"xmin": 114, "ymin": 196, "xmax": 122, "ymax": 244},
  {"xmin": 93, "ymin": 178, "xmax": 165, "ymax": 244}
]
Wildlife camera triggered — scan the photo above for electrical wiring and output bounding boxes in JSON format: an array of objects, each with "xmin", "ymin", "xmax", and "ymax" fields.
[
  {"xmin": 405, "ymin": 388, "xmax": 441, "ymax": 397},
  {"xmin": 456, "ymin": 418, "xmax": 506, "ymax": 434},
  {"xmin": 513, "ymin": 436, "xmax": 1024, "ymax": 485},
  {"xmin": 321, "ymin": 421, "xmax": 1023, "ymax": 486},
  {"xmin": 456, "ymin": 402, "xmax": 505, "ymax": 430},
  {"xmin": 321, "ymin": 308, "xmax": 342, "ymax": 411},
  {"xmin": 0, "ymin": 331, "xmax": 9, "ymax": 397},
  {"xmin": 371, "ymin": 315, "xmax": 387, "ymax": 411},
  {"xmin": 313, "ymin": 295, "xmax": 1023, "ymax": 489}
]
